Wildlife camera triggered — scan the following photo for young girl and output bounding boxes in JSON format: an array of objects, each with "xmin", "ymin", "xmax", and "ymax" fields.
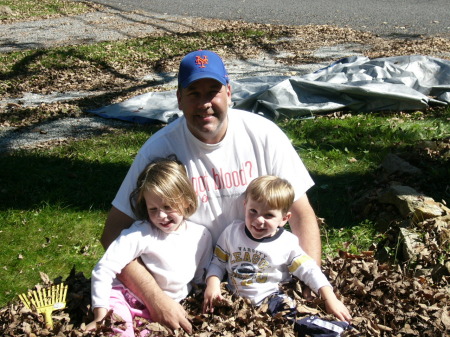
[{"xmin": 86, "ymin": 158, "xmax": 213, "ymax": 336}]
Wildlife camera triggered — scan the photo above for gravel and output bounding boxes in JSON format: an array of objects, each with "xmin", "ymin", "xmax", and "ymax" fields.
[
  {"xmin": 0, "ymin": 45, "xmax": 366, "ymax": 152},
  {"xmin": 0, "ymin": 8, "xmax": 211, "ymax": 53},
  {"xmin": 0, "ymin": 116, "xmax": 135, "ymax": 152},
  {"xmin": 0, "ymin": 7, "xmax": 375, "ymax": 152}
]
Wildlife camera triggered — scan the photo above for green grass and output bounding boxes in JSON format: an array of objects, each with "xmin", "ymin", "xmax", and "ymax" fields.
[
  {"xmin": 0, "ymin": 206, "xmax": 104, "ymax": 299},
  {"xmin": 321, "ymin": 220, "xmax": 379, "ymax": 256},
  {"xmin": 0, "ymin": 30, "xmax": 277, "ymax": 71},
  {"xmin": 1, "ymin": 109, "xmax": 448, "ymax": 306},
  {"xmin": 0, "ymin": 0, "xmax": 93, "ymax": 20},
  {"xmin": 0, "ymin": 29, "xmax": 284, "ymax": 100}
]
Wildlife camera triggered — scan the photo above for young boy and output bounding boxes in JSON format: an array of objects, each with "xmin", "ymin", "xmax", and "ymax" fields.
[{"xmin": 203, "ymin": 175, "xmax": 351, "ymax": 330}]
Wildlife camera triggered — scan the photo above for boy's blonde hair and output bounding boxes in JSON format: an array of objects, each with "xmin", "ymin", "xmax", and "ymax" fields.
[
  {"xmin": 245, "ymin": 175, "xmax": 294, "ymax": 214},
  {"xmin": 130, "ymin": 158, "xmax": 197, "ymax": 221}
]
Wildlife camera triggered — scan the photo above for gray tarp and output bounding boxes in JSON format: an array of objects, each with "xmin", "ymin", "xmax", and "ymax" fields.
[{"xmin": 89, "ymin": 55, "xmax": 450, "ymax": 123}]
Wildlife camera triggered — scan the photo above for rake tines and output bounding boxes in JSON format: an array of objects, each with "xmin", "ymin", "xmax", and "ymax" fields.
[{"xmin": 19, "ymin": 283, "xmax": 68, "ymax": 329}]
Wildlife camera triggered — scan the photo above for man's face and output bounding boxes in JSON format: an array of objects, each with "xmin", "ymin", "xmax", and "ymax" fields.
[{"xmin": 177, "ymin": 78, "xmax": 232, "ymax": 144}]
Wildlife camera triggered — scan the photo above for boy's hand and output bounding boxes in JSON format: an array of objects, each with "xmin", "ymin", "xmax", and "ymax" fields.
[
  {"xmin": 319, "ymin": 286, "xmax": 352, "ymax": 323},
  {"xmin": 202, "ymin": 276, "xmax": 223, "ymax": 314},
  {"xmin": 324, "ymin": 297, "xmax": 352, "ymax": 323}
]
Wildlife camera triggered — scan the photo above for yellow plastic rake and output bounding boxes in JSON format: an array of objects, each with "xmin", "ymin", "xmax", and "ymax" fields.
[{"xmin": 19, "ymin": 283, "xmax": 68, "ymax": 329}]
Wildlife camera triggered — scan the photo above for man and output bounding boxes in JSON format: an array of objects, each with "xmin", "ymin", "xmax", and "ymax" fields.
[{"xmin": 101, "ymin": 50, "xmax": 321, "ymax": 333}]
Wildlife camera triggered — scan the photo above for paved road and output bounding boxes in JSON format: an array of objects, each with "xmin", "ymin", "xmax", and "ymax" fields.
[{"xmin": 82, "ymin": 0, "xmax": 449, "ymax": 38}]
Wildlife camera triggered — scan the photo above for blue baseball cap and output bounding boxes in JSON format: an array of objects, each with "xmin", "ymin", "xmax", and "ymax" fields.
[{"xmin": 178, "ymin": 50, "xmax": 229, "ymax": 88}]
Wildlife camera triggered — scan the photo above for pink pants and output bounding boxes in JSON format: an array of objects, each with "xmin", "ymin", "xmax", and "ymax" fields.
[{"xmin": 109, "ymin": 286, "xmax": 152, "ymax": 337}]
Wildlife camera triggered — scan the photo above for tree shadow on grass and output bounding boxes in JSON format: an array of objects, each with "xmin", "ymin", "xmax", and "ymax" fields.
[
  {"xmin": 308, "ymin": 155, "xmax": 449, "ymax": 233},
  {"xmin": 308, "ymin": 171, "xmax": 372, "ymax": 229},
  {"xmin": 283, "ymin": 111, "xmax": 450, "ymax": 229},
  {"xmin": 0, "ymin": 151, "xmax": 129, "ymax": 212}
]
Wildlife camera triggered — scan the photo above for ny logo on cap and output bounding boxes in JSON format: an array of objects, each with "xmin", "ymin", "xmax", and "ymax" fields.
[{"xmin": 195, "ymin": 55, "xmax": 208, "ymax": 68}]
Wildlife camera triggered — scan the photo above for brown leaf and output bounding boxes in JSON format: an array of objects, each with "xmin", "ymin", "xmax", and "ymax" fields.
[
  {"xmin": 440, "ymin": 307, "xmax": 450, "ymax": 330},
  {"xmin": 39, "ymin": 272, "xmax": 51, "ymax": 285}
]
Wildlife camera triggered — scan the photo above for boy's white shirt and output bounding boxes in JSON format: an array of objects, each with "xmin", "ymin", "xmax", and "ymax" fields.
[
  {"xmin": 91, "ymin": 220, "xmax": 213, "ymax": 309},
  {"xmin": 112, "ymin": 109, "xmax": 314, "ymax": 245},
  {"xmin": 206, "ymin": 220, "xmax": 331, "ymax": 305}
]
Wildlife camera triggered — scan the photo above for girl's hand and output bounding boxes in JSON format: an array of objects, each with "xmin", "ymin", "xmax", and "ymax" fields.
[
  {"xmin": 84, "ymin": 307, "xmax": 108, "ymax": 331},
  {"xmin": 85, "ymin": 320, "xmax": 99, "ymax": 331}
]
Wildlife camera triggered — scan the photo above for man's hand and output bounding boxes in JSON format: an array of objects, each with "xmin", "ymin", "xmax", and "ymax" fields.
[
  {"xmin": 117, "ymin": 259, "xmax": 193, "ymax": 334},
  {"xmin": 148, "ymin": 290, "xmax": 192, "ymax": 334}
]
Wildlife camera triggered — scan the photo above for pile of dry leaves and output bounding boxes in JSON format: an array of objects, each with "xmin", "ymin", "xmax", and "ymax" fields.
[{"xmin": 1, "ymin": 247, "xmax": 448, "ymax": 336}]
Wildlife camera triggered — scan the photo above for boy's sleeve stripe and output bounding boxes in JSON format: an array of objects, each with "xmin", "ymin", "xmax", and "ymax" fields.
[
  {"xmin": 288, "ymin": 255, "xmax": 314, "ymax": 273},
  {"xmin": 214, "ymin": 245, "xmax": 229, "ymax": 263}
]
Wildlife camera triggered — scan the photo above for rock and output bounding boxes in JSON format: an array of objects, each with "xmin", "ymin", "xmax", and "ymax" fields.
[
  {"xmin": 414, "ymin": 267, "xmax": 432, "ymax": 277},
  {"xmin": 431, "ymin": 263, "xmax": 450, "ymax": 282},
  {"xmin": 378, "ymin": 185, "xmax": 420, "ymax": 217},
  {"xmin": 413, "ymin": 198, "xmax": 446, "ymax": 222},
  {"xmin": 381, "ymin": 153, "xmax": 422, "ymax": 175},
  {"xmin": 378, "ymin": 185, "xmax": 445, "ymax": 221},
  {"xmin": 399, "ymin": 227, "xmax": 423, "ymax": 262},
  {"xmin": 0, "ymin": 5, "xmax": 13, "ymax": 16},
  {"xmin": 433, "ymin": 217, "xmax": 450, "ymax": 246}
]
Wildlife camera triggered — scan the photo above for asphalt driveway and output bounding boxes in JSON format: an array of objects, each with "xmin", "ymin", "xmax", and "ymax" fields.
[{"xmin": 82, "ymin": 0, "xmax": 450, "ymax": 38}]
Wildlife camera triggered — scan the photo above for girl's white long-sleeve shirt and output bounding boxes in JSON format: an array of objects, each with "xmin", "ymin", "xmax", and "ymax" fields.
[{"xmin": 91, "ymin": 220, "xmax": 213, "ymax": 309}]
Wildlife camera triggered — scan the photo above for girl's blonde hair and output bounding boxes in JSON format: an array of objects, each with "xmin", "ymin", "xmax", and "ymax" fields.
[
  {"xmin": 245, "ymin": 175, "xmax": 294, "ymax": 214},
  {"xmin": 130, "ymin": 158, "xmax": 197, "ymax": 221}
]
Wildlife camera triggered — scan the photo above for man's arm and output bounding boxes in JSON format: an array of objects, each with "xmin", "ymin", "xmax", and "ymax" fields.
[
  {"xmin": 101, "ymin": 206, "xmax": 134, "ymax": 248},
  {"xmin": 288, "ymin": 194, "xmax": 321, "ymax": 300},
  {"xmin": 288, "ymin": 194, "xmax": 321, "ymax": 266},
  {"xmin": 101, "ymin": 206, "xmax": 192, "ymax": 333}
]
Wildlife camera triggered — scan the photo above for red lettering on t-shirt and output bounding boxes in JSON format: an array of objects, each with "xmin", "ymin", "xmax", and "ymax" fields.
[
  {"xmin": 191, "ymin": 161, "xmax": 254, "ymax": 202},
  {"xmin": 212, "ymin": 160, "xmax": 253, "ymax": 190}
]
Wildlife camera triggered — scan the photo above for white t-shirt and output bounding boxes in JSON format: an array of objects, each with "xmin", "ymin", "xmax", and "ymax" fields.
[
  {"xmin": 91, "ymin": 220, "xmax": 213, "ymax": 309},
  {"xmin": 206, "ymin": 220, "xmax": 331, "ymax": 305},
  {"xmin": 112, "ymin": 108, "xmax": 314, "ymax": 244}
]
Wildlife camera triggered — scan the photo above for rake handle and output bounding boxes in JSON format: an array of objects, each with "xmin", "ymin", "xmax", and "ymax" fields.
[{"xmin": 40, "ymin": 306, "xmax": 55, "ymax": 329}]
